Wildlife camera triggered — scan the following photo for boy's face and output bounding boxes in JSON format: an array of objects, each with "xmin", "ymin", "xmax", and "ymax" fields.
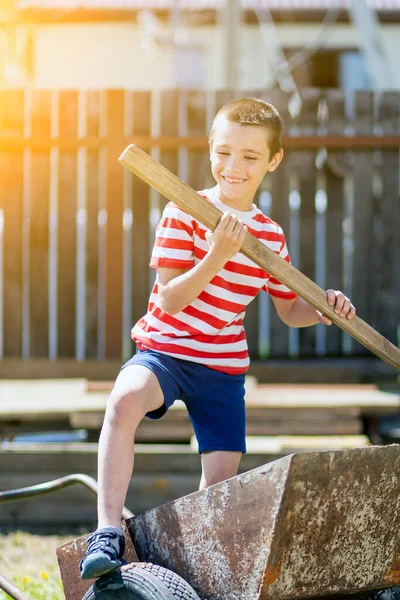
[{"xmin": 209, "ymin": 117, "xmax": 282, "ymax": 210}]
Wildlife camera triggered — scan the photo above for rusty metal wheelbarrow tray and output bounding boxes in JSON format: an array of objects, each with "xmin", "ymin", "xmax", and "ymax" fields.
[{"xmin": 57, "ymin": 444, "xmax": 400, "ymax": 600}]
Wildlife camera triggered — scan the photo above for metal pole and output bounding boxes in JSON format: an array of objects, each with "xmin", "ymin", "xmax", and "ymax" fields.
[
  {"xmin": 0, "ymin": 573, "xmax": 33, "ymax": 600},
  {"xmin": 0, "ymin": 473, "xmax": 134, "ymax": 520}
]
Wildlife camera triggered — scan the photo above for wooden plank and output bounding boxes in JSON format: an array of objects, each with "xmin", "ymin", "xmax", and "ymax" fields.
[
  {"xmin": 130, "ymin": 91, "xmax": 151, "ymax": 330},
  {"xmin": 187, "ymin": 90, "xmax": 209, "ymax": 192},
  {"xmin": 85, "ymin": 155, "xmax": 100, "ymax": 357},
  {"xmin": 244, "ymin": 434, "xmax": 370, "ymax": 452},
  {"xmin": 0, "ymin": 89, "xmax": 25, "ymax": 137},
  {"xmin": 214, "ymin": 90, "xmax": 235, "ymax": 114},
  {"xmin": 58, "ymin": 91, "xmax": 78, "ymax": 358},
  {"xmin": 0, "ymin": 443, "xmax": 284, "ymax": 527},
  {"xmin": 265, "ymin": 88, "xmax": 294, "ymax": 358},
  {"xmin": 0, "ymin": 356, "xmax": 395, "ymax": 382},
  {"xmin": 243, "ymin": 90, "xmax": 263, "ymax": 359},
  {"xmin": 376, "ymin": 92, "xmax": 400, "ymax": 345},
  {"xmin": 0, "ymin": 380, "xmax": 397, "ymax": 419},
  {"xmin": 0, "ymin": 358, "xmax": 123, "ymax": 379},
  {"xmin": 0, "ymin": 472, "xmax": 201, "ymax": 527},
  {"xmin": 85, "ymin": 92, "xmax": 101, "ymax": 359},
  {"xmin": 160, "ymin": 89, "xmax": 179, "ymax": 210},
  {"xmin": 105, "ymin": 90, "xmax": 125, "ymax": 358},
  {"xmin": 267, "ymin": 159, "xmax": 292, "ymax": 357},
  {"xmin": 351, "ymin": 91, "xmax": 375, "ymax": 355},
  {"xmin": 85, "ymin": 91, "xmax": 101, "ymax": 359},
  {"xmin": 3, "ymin": 134, "xmax": 400, "ymax": 152},
  {"xmin": 69, "ymin": 410, "xmax": 362, "ymax": 437},
  {"xmin": 0, "ymin": 90, "xmax": 24, "ymax": 357},
  {"xmin": 119, "ymin": 145, "xmax": 400, "ymax": 371},
  {"xmin": 297, "ymin": 89, "xmax": 321, "ymax": 356},
  {"xmin": 325, "ymin": 89, "xmax": 346, "ymax": 356},
  {"xmin": 29, "ymin": 90, "xmax": 51, "ymax": 357}
]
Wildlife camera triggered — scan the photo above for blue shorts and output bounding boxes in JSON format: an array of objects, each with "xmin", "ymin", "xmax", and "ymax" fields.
[{"xmin": 121, "ymin": 349, "xmax": 246, "ymax": 454}]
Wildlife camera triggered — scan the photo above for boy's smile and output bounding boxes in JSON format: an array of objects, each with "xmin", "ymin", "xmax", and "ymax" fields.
[{"xmin": 209, "ymin": 117, "xmax": 282, "ymax": 211}]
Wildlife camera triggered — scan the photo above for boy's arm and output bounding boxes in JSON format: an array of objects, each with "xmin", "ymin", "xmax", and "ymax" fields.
[
  {"xmin": 157, "ymin": 212, "xmax": 247, "ymax": 315},
  {"xmin": 272, "ymin": 290, "xmax": 356, "ymax": 327},
  {"xmin": 157, "ymin": 255, "xmax": 226, "ymax": 315}
]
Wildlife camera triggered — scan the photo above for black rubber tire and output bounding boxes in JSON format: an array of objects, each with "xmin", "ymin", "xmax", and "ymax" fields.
[
  {"xmin": 339, "ymin": 588, "xmax": 400, "ymax": 600},
  {"xmin": 83, "ymin": 562, "xmax": 201, "ymax": 600},
  {"xmin": 363, "ymin": 588, "xmax": 400, "ymax": 600}
]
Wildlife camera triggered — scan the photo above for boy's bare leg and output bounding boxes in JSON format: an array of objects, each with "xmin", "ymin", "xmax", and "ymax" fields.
[
  {"xmin": 199, "ymin": 451, "xmax": 242, "ymax": 490},
  {"xmin": 97, "ymin": 364, "xmax": 164, "ymax": 529},
  {"xmin": 80, "ymin": 364, "xmax": 164, "ymax": 579}
]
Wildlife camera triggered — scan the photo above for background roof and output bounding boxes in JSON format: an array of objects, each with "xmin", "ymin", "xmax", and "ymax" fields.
[{"xmin": 13, "ymin": 1, "xmax": 400, "ymax": 11}]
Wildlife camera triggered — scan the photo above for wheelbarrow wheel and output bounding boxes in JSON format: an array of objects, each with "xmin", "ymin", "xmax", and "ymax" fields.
[
  {"xmin": 83, "ymin": 562, "xmax": 201, "ymax": 600},
  {"xmin": 362, "ymin": 589, "xmax": 400, "ymax": 600}
]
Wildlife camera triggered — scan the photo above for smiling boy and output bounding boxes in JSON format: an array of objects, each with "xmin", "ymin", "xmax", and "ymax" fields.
[{"xmin": 80, "ymin": 97, "xmax": 356, "ymax": 580}]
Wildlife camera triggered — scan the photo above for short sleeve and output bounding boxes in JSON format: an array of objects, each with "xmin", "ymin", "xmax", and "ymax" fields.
[
  {"xmin": 150, "ymin": 202, "xmax": 195, "ymax": 269},
  {"xmin": 263, "ymin": 236, "xmax": 297, "ymax": 300}
]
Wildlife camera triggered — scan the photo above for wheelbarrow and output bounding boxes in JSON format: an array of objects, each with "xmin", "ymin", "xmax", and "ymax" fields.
[{"xmin": 1, "ymin": 445, "xmax": 400, "ymax": 600}]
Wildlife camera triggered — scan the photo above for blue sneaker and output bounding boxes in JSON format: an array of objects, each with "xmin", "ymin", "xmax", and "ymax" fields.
[{"xmin": 79, "ymin": 527, "xmax": 126, "ymax": 580}]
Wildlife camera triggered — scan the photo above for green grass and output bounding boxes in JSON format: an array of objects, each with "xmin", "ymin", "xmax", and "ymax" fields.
[{"xmin": 0, "ymin": 531, "xmax": 87, "ymax": 600}]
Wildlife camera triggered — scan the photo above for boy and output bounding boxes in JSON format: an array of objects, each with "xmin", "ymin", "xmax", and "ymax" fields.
[{"xmin": 80, "ymin": 97, "xmax": 356, "ymax": 579}]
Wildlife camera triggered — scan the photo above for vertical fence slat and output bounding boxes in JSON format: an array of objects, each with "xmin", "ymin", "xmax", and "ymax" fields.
[
  {"xmin": 85, "ymin": 91, "xmax": 100, "ymax": 359},
  {"xmin": 297, "ymin": 89, "xmax": 321, "ymax": 357},
  {"xmin": 57, "ymin": 91, "xmax": 78, "ymax": 358},
  {"xmin": 130, "ymin": 91, "xmax": 151, "ymax": 333},
  {"xmin": 325, "ymin": 89, "xmax": 346, "ymax": 355},
  {"xmin": 187, "ymin": 90, "xmax": 209, "ymax": 192},
  {"xmin": 29, "ymin": 90, "xmax": 51, "ymax": 357},
  {"xmin": 242, "ymin": 90, "xmax": 264, "ymax": 359},
  {"xmin": 214, "ymin": 90, "xmax": 233, "ymax": 113},
  {"xmin": 76, "ymin": 92, "xmax": 88, "ymax": 361},
  {"xmin": 160, "ymin": 90, "xmax": 179, "ymax": 206},
  {"xmin": 351, "ymin": 91, "xmax": 375, "ymax": 355},
  {"xmin": 105, "ymin": 90, "xmax": 125, "ymax": 359},
  {"xmin": 0, "ymin": 90, "xmax": 24, "ymax": 357},
  {"xmin": 48, "ymin": 90, "xmax": 59, "ymax": 360},
  {"xmin": 376, "ymin": 91, "xmax": 400, "ymax": 345},
  {"xmin": 265, "ymin": 88, "xmax": 294, "ymax": 358}
]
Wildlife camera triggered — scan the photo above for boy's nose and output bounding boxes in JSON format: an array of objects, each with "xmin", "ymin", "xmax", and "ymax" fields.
[{"xmin": 226, "ymin": 157, "xmax": 241, "ymax": 171}]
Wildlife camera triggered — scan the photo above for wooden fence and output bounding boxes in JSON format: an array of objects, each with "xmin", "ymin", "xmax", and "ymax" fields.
[{"xmin": 0, "ymin": 88, "xmax": 399, "ymax": 373}]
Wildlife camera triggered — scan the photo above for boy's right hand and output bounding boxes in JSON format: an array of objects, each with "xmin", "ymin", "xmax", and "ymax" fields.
[{"xmin": 205, "ymin": 212, "xmax": 248, "ymax": 263}]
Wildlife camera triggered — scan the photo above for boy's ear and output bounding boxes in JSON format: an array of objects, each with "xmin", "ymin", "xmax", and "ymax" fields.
[{"xmin": 267, "ymin": 148, "xmax": 284, "ymax": 172}]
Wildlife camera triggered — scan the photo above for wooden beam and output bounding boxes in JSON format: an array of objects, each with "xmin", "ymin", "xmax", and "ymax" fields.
[
  {"xmin": 1, "ymin": 134, "xmax": 400, "ymax": 151},
  {"xmin": 119, "ymin": 144, "xmax": 400, "ymax": 372}
]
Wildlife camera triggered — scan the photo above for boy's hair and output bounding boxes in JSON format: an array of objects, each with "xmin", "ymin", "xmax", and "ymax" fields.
[{"xmin": 209, "ymin": 97, "xmax": 283, "ymax": 158}]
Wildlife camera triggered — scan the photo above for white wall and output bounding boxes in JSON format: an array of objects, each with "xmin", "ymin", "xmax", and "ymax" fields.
[{"xmin": 32, "ymin": 21, "xmax": 400, "ymax": 90}]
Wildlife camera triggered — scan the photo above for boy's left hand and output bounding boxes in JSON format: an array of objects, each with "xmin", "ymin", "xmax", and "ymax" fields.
[{"xmin": 317, "ymin": 289, "xmax": 356, "ymax": 326}]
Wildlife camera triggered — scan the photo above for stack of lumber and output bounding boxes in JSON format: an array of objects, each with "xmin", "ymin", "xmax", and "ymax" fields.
[
  {"xmin": 77, "ymin": 378, "xmax": 399, "ymax": 452},
  {"xmin": 0, "ymin": 379, "xmax": 399, "ymax": 526},
  {"xmin": 1, "ymin": 378, "xmax": 399, "ymax": 452}
]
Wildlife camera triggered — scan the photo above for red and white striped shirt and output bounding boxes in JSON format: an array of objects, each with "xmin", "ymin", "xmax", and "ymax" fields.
[{"xmin": 132, "ymin": 189, "xmax": 297, "ymax": 374}]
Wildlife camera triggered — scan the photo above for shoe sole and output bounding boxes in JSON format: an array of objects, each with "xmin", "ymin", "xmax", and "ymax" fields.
[{"xmin": 80, "ymin": 559, "xmax": 126, "ymax": 580}]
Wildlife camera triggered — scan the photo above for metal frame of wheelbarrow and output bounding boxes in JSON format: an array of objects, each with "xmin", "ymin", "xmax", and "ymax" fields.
[
  {"xmin": 0, "ymin": 473, "xmax": 133, "ymax": 600},
  {"xmin": 2, "ymin": 452, "xmax": 400, "ymax": 600},
  {"xmin": 0, "ymin": 474, "xmax": 201, "ymax": 600}
]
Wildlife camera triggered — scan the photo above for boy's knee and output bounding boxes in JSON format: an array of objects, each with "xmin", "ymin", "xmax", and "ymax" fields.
[
  {"xmin": 202, "ymin": 466, "xmax": 238, "ymax": 488},
  {"xmin": 107, "ymin": 387, "xmax": 147, "ymax": 424}
]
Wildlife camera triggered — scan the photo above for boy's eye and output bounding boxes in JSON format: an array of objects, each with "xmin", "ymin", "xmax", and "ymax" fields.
[
  {"xmin": 217, "ymin": 151, "xmax": 229, "ymax": 156},
  {"xmin": 245, "ymin": 156, "xmax": 257, "ymax": 160}
]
